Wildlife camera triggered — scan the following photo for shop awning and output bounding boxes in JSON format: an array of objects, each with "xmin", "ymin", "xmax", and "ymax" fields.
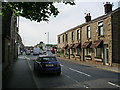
[
  {"xmin": 68, "ymin": 44, "xmax": 75, "ymax": 49},
  {"xmin": 63, "ymin": 44, "xmax": 69, "ymax": 49},
  {"xmin": 90, "ymin": 40, "xmax": 103, "ymax": 48},
  {"xmin": 82, "ymin": 41, "xmax": 92, "ymax": 48},
  {"xmin": 73, "ymin": 43, "xmax": 81, "ymax": 48}
]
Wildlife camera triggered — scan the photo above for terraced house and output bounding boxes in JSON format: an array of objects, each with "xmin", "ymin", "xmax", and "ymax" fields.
[{"xmin": 57, "ymin": 2, "xmax": 120, "ymax": 66}]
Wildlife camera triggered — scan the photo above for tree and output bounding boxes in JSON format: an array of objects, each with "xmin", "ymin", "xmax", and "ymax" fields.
[{"xmin": 2, "ymin": 1, "xmax": 75, "ymax": 22}]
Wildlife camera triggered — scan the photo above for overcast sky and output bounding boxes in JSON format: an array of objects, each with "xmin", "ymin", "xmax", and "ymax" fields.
[{"xmin": 19, "ymin": 0, "xmax": 119, "ymax": 46}]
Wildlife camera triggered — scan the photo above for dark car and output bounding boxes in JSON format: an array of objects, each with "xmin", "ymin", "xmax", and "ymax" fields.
[{"xmin": 34, "ymin": 55, "xmax": 61, "ymax": 75}]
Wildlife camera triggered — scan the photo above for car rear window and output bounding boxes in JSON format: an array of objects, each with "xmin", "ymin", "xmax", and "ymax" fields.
[{"xmin": 38, "ymin": 57, "xmax": 57, "ymax": 62}]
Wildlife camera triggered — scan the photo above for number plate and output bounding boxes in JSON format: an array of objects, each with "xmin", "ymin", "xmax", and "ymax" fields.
[{"xmin": 46, "ymin": 64, "xmax": 53, "ymax": 67}]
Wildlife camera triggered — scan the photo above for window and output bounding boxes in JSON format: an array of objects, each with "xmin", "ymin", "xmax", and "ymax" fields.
[
  {"xmin": 65, "ymin": 33, "xmax": 68, "ymax": 42},
  {"xmin": 58, "ymin": 37, "xmax": 60, "ymax": 43},
  {"xmin": 86, "ymin": 48, "xmax": 91, "ymax": 55},
  {"xmin": 71, "ymin": 48, "xmax": 75, "ymax": 54},
  {"xmin": 38, "ymin": 57, "xmax": 57, "ymax": 62},
  {"xmin": 71, "ymin": 31, "xmax": 74, "ymax": 41},
  {"xmin": 77, "ymin": 30, "xmax": 81, "ymax": 40},
  {"xmin": 98, "ymin": 22, "xmax": 104, "ymax": 36},
  {"xmin": 76, "ymin": 48, "xmax": 80, "ymax": 55},
  {"xmin": 96, "ymin": 48, "xmax": 102, "ymax": 57},
  {"xmin": 87, "ymin": 26, "xmax": 91, "ymax": 39},
  {"xmin": 63, "ymin": 35, "xmax": 64, "ymax": 42}
]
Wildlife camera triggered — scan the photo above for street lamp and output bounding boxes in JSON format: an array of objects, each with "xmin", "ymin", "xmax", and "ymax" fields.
[{"xmin": 45, "ymin": 32, "xmax": 49, "ymax": 44}]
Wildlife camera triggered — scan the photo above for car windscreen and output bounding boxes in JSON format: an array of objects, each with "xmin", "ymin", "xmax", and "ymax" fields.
[{"xmin": 38, "ymin": 57, "xmax": 57, "ymax": 62}]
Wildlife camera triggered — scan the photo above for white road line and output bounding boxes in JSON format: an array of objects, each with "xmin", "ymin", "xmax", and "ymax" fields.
[
  {"xmin": 64, "ymin": 74, "xmax": 81, "ymax": 84},
  {"xmin": 69, "ymin": 68, "xmax": 91, "ymax": 77},
  {"xmin": 26, "ymin": 60, "xmax": 39, "ymax": 88},
  {"xmin": 64, "ymin": 75, "xmax": 89, "ymax": 88},
  {"xmin": 108, "ymin": 82, "xmax": 120, "ymax": 88},
  {"xmin": 60, "ymin": 64, "xmax": 64, "ymax": 67}
]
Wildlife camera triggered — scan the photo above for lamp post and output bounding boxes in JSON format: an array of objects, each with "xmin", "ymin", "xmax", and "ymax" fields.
[
  {"xmin": 45, "ymin": 32, "xmax": 49, "ymax": 50},
  {"xmin": 45, "ymin": 32, "xmax": 49, "ymax": 44}
]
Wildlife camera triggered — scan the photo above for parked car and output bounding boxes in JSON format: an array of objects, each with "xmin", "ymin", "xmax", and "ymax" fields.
[
  {"xmin": 34, "ymin": 55, "xmax": 61, "ymax": 75},
  {"xmin": 26, "ymin": 50, "xmax": 31, "ymax": 55}
]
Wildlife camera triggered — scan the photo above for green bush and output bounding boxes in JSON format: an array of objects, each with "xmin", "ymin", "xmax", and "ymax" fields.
[{"xmin": 95, "ymin": 56, "xmax": 102, "ymax": 59}]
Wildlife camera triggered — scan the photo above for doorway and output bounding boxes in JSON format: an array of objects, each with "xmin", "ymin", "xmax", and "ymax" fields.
[
  {"xmin": 104, "ymin": 44, "xmax": 109, "ymax": 65},
  {"xmin": 83, "ymin": 48, "xmax": 85, "ymax": 61}
]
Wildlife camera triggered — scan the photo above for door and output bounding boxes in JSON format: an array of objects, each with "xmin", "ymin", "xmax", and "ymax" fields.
[
  {"xmin": 104, "ymin": 44, "xmax": 109, "ymax": 65},
  {"xmin": 83, "ymin": 48, "xmax": 85, "ymax": 61}
]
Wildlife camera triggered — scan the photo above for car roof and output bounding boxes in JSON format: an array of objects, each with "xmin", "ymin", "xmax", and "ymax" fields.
[{"xmin": 38, "ymin": 55, "xmax": 56, "ymax": 58}]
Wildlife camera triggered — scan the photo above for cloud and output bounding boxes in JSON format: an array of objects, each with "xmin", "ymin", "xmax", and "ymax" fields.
[{"xmin": 19, "ymin": 2, "xmax": 118, "ymax": 46}]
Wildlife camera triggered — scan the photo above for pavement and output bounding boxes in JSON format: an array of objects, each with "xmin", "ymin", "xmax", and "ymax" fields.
[
  {"xmin": 57, "ymin": 57, "xmax": 120, "ymax": 73},
  {"xmin": 2, "ymin": 55, "xmax": 37, "ymax": 89}
]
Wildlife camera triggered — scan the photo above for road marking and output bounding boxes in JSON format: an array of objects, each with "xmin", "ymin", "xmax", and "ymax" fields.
[
  {"xmin": 26, "ymin": 60, "xmax": 39, "ymax": 88},
  {"xmin": 60, "ymin": 64, "xmax": 64, "ymax": 67},
  {"xmin": 108, "ymin": 82, "xmax": 120, "ymax": 88},
  {"xmin": 24, "ymin": 56, "xmax": 31, "ymax": 60},
  {"xmin": 64, "ymin": 75, "xmax": 89, "ymax": 88},
  {"xmin": 64, "ymin": 74, "xmax": 81, "ymax": 84},
  {"xmin": 69, "ymin": 68, "xmax": 91, "ymax": 77}
]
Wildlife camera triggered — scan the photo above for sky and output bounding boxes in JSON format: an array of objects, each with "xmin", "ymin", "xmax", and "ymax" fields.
[{"xmin": 19, "ymin": 0, "xmax": 119, "ymax": 46}]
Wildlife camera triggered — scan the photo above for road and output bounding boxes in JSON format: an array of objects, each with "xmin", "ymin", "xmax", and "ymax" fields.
[
  {"xmin": 25, "ymin": 54, "xmax": 120, "ymax": 88},
  {"xmin": 3, "ymin": 54, "xmax": 120, "ymax": 89}
]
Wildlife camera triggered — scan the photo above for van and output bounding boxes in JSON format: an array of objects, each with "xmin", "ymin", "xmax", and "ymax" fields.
[{"xmin": 33, "ymin": 47, "xmax": 40, "ymax": 55}]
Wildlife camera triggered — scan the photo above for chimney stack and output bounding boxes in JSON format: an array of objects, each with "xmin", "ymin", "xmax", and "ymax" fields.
[
  {"xmin": 85, "ymin": 13, "xmax": 91, "ymax": 22},
  {"xmin": 104, "ymin": 2, "xmax": 112, "ymax": 14}
]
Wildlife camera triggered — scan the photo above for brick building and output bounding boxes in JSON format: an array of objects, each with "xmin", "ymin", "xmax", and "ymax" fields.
[{"xmin": 57, "ymin": 2, "xmax": 120, "ymax": 66}]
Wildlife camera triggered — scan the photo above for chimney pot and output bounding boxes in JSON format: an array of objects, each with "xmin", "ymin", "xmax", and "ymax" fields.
[
  {"xmin": 104, "ymin": 2, "xmax": 112, "ymax": 14},
  {"xmin": 85, "ymin": 13, "xmax": 91, "ymax": 22}
]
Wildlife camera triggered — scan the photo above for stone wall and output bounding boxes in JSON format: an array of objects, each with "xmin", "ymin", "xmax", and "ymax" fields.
[{"xmin": 112, "ymin": 8, "xmax": 120, "ymax": 64}]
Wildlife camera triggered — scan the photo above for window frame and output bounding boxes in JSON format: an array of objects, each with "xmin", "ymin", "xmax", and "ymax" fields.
[
  {"xmin": 85, "ymin": 48, "xmax": 92, "ymax": 56},
  {"xmin": 98, "ymin": 21, "xmax": 104, "ymax": 36},
  {"xmin": 76, "ymin": 48, "xmax": 80, "ymax": 55},
  {"xmin": 86, "ymin": 26, "xmax": 91, "ymax": 39},
  {"xmin": 58, "ymin": 37, "xmax": 60, "ymax": 44},
  {"xmin": 65, "ymin": 33, "xmax": 68, "ymax": 42},
  {"xmin": 96, "ymin": 48, "xmax": 102, "ymax": 58},
  {"xmin": 77, "ymin": 30, "xmax": 81, "ymax": 40},
  {"xmin": 63, "ymin": 35, "xmax": 64, "ymax": 42},
  {"xmin": 71, "ymin": 31, "xmax": 75, "ymax": 41}
]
